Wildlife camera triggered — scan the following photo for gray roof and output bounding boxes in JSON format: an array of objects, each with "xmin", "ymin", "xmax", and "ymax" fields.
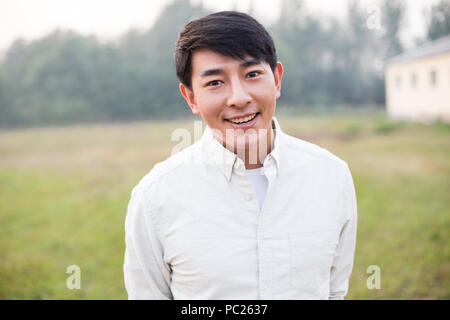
[{"xmin": 387, "ymin": 34, "xmax": 450, "ymax": 64}]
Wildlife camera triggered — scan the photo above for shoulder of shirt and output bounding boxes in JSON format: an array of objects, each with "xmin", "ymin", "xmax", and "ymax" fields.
[
  {"xmin": 133, "ymin": 139, "xmax": 203, "ymax": 193},
  {"xmin": 281, "ymin": 132, "xmax": 349, "ymax": 169}
]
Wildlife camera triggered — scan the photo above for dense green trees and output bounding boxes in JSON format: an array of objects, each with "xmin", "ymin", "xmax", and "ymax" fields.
[
  {"xmin": 427, "ymin": 0, "xmax": 450, "ymax": 40},
  {"xmin": 0, "ymin": 0, "xmax": 447, "ymax": 127}
]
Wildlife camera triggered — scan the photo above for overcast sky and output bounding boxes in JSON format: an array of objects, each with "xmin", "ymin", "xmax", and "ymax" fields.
[{"xmin": 0, "ymin": 0, "xmax": 441, "ymax": 54}]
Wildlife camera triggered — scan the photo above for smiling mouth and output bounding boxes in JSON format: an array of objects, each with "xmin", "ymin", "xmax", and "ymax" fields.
[{"xmin": 225, "ymin": 112, "xmax": 259, "ymax": 124}]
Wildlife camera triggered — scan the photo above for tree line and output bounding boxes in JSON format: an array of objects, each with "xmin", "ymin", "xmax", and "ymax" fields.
[{"xmin": 0, "ymin": 0, "xmax": 449, "ymax": 128}]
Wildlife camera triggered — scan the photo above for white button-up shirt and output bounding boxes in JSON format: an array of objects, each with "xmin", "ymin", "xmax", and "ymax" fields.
[{"xmin": 123, "ymin": 117, "xmax": 358, "ymax": 300}]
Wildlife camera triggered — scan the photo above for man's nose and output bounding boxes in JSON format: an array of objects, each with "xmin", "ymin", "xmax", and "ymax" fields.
[{"xmin": 227, "ymin": 78, "xmax": 251, "ymax": 108}]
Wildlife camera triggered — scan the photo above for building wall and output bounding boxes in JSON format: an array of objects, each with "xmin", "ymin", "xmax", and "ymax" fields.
[{"xmin": 386, "ymin": 52, "xmax": 450, "ymax": 123}]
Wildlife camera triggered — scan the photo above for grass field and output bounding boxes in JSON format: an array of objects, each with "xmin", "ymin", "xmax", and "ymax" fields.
[{"xmin": 0, "ymin": 109, "xmax": 449, "ymax": 299}]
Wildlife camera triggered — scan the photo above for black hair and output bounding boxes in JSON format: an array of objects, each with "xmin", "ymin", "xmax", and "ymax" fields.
[{"xmin": 175, "ymin": 11, "xmax": 277, "ymax": 90}]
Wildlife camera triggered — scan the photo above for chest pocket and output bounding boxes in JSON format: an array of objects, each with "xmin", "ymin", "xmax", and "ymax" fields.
[{"xmin": 289, "ymin": 229, "xmax": 338, "ymax": 297}]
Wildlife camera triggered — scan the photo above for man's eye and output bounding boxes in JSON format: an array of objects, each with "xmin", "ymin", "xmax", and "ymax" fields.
[
  {"xmin": 247, "ymin": 71, "xmax": 261, "ymax": 78},
  {"xmin": 207, "ymin": 80, "xmax": 222, "ymax": 87}
]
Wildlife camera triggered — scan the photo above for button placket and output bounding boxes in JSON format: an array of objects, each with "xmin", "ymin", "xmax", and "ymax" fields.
[
  {"xmin": 234, "ymin": 163, "xmax": 260, "ymax": 211},
  {"xmin": 256, "ymin": 179, "xmax": 265, "ymax": 299}
]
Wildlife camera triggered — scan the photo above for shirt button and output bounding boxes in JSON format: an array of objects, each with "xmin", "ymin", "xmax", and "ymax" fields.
[{"xmin": 245, "ymin": 194, "xmax": 252, "ymax": 201}]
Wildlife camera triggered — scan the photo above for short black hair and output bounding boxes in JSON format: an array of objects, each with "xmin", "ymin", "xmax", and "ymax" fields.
[{"xmin": 175, "ymin": 11, "xmax": 277, "ymax": 90}]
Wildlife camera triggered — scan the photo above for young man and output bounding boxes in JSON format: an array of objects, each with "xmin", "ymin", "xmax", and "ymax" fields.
[{"xmin": 123, "ymin": 11, "xmax": 357, "ymax": 300}]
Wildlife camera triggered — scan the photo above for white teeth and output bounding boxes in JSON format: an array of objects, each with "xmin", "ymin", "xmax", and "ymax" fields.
[{"xmin": 228, "ymin": 113, "xmax": 257, "ymax": 124}]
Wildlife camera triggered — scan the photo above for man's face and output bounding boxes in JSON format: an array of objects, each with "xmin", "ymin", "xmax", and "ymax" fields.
[{"xmin": 180, "ymin": 48, "xmax": 283, "ymax": 151}]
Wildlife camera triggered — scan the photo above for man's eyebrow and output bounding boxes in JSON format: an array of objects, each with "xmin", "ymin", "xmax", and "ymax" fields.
[
  {"xmin": 240, "ymin": 59, "xmax": 262, "ymax": 68},
  {"xmin": 200, "ymin": 68, "xmax": 223, "ymax": 77},
  {"xmin": 200, "ymin": 59, "xmax": 262, "ymax": 77}
]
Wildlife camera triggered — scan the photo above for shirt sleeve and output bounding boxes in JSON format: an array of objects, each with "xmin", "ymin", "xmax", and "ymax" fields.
[
  {"xmin": 329, "ymin": 165, "xmax": 358, "ymax": 300},
  {"xmin": 123, "ymin": 185, "xmax": 173, "ymax": 300}
]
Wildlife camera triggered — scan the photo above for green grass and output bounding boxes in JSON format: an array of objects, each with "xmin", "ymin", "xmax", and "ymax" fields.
[{"xmin": 0, "ymin": 110, "xmax": 449, "ymax": 299}]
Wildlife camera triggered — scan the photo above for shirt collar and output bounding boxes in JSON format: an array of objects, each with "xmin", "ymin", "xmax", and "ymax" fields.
[{"xmin": 201, "ymin": 117, "xmax": 283, "ymax": 181}]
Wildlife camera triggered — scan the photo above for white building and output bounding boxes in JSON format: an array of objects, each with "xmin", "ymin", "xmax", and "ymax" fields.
[{"xmin": 385, "ymin": 35, "xmax": 450, "ymax": 123}]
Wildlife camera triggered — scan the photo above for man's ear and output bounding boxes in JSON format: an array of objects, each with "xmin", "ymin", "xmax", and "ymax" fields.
[
  {"xmin": 179, "ymin": 83, "xmax": 200, "ymax": 115},
  {"xmin": 274, "ymin": 61, "xmax": 284, "ymax": 99}
]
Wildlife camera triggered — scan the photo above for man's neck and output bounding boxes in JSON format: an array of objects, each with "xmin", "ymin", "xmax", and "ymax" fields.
[
  {"xmin": 218, "ymin": 123, "xmax": 274, "ymax": 170},
  {"xmin": 243, "ymin": 126, "xmax": 274, "ymax": 169}
]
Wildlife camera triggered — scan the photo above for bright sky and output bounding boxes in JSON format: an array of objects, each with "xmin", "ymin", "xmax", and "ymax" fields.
[{"xmin": 0, "ymin": 0, "xmax": 441, "ymax": 54}]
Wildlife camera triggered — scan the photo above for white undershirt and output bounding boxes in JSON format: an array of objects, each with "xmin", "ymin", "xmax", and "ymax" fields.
[{"xmin": 244, "ymin": 167, "xmax": 269, "ymax": 211}]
